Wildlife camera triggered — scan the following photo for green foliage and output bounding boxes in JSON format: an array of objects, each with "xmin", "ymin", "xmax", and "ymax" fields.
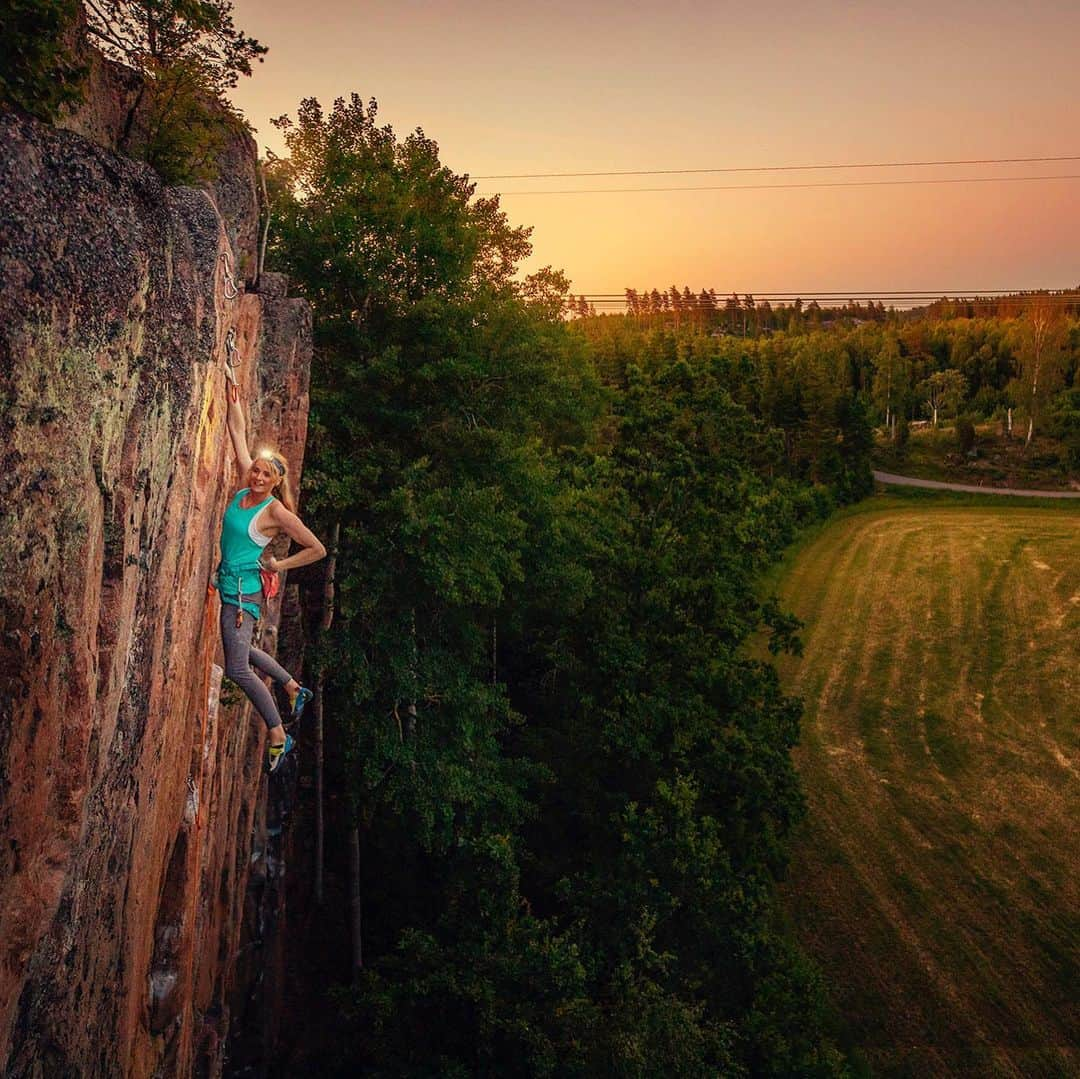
[
  {"xmin": 893, "ymin": 416, "xmax": 910, "ymax": 457},
  {"xmin": 0, "ymin": 0, "xmax": 86, "ymax": 119},
  {"xmin": 1009, "ymin": 305, "xmax": 1069, "ymax": 443},
  {"xmin": 342, "ymin": 835, "xmax": 598, "ymax": 1077},
  {"xmin": 271, "ymin": 94, "xmax": 853, "ymax": 1075},
  {"xmin": 916, "ymin": 368, "xmax": 968, "ymax": 426},
  {"xmin": 1047, "ymin": 387, "xmax": 1080, "ymax": 469},
  {"xmin": 956, "ymin": 415, "xmax": 977, "ymax": 454},
  {"xmin": 126, "ymin": 55, "xmax": 245, "ymax": 182},
  {"xmin": 83, "ymin": 0, "xmax": 264, "ymax": 182},
  {"xmin": 84, "ymin": 0, "xmax": 265, "ymax": 90}
]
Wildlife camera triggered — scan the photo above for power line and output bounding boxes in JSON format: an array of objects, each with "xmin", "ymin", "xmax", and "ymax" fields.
[
  {"xmin": 569, "ymin": 290, "xmax": 1080, "ymax": 311},
  {"xmin": 577, "ymin": 290, "xmax": 1078, "ymax": 298},
  {"xmin": 578, "ymin": 296, "xmax": 1080, "ymax": 302},
  {"xmin": 474, "ymin": 154, "xmax": 1080, "ymax": 181},
  {"xmin": 480, "ymin": 174, "xmax": 1080, "ymax": 196}
]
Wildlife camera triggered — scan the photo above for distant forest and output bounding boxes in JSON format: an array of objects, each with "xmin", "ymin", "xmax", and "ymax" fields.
[
  {"xmin": 570, "ymin": 287, "xmax": 1080, "ymax": 333},
  {"xmin": 574, "ymin": 293, "xmax": 1080, "ymax": 465}
]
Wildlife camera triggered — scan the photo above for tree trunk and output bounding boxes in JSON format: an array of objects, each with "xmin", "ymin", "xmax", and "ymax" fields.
[
  {"xmin": 314, "ymin": 523, "xmax": 339, "ymax": 907},
  {"xmin": 1027, "ymin": 362, "xmax": 1041, "ymax": 447},
  {"xmin": 256, "ymin": 163, "xmax": 271, "ymax": 288},
  {"xmin": 313, "ymin": 674, "xmax": 325, "ymax": 906},
  {"xmin": 348, "ymin": 821, "xmax": 362, "ymax": 978},
  {"xmin": 406, "ymin": 608, "xmax": 418, "ymax": 756},
  {"xmin": 145, "ymin": 2, "xmax": 157, "ymax": 58},
  {"xmin": 117, "ymin": 81, "xmax": 147, "ymax": 154}
]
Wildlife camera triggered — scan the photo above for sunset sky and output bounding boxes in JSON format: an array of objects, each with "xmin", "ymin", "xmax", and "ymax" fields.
[{"xmin": 227, "ymin": 1, "xmax": 1080, "ymax": 299}]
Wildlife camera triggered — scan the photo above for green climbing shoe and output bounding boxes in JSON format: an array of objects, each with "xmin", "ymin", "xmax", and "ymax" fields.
[
  {"xmin": 290, "ymin": 686, "xmax": 314, "ymax": 722},
  {"xmin": 267, "ymin": 733, "xmax": 295, "ymax": 775}
]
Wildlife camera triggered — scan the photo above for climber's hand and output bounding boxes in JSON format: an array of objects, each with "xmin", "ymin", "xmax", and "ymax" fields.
[{"xmin": 263, "ymin": 555, "xmax": 280, "ymax": 572}]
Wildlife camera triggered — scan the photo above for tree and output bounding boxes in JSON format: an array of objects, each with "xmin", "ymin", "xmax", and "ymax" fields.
[
  {"xmin": 725, "ymin": 291, "xmax": 741, "ymax": 333},
  {"xmin": 871, "ymin": 334, "xmax": 910, "ymax": 438},
  {"xmin": 917, "ymin": 369, "xmax": 967, "ymax": 428},
  {"xmin": 669, "ymin": 285, "xmax": 683, "ymax": 328},
  {"xmin": 743, "ymin": 293, "xmax": 756, "ymax": 337},
  {"xmin": 506, "ymin": 355, "xmax": 846, "ymax": 1074},
  {"xmin": 955, "ymin": 415, "xmax": 976, "ymax": 454},
  {"xmin": 682, "ymin": 285, "xmax": 696, "ymax": 328},
  {"xmin": 0, "ymin": 0, "xmax": 86, "ymax": 120},
  {"xmin": 1013, "ymin": 299, "xmax": 1068, "ymax": 447},
  {"xmin": 83, "ymin": 0, "xmax": 265, "ymax": 179},
  {"xmin": 266, "ymin": 98, "xmax": 853, "ymax": 1075},
  {"xmin": 267, "ymin": 90, "xmax": 598, "ymax": 1010},
  {"xmin": 83, "ymin": 0, "xmax": 265, "ymax": 89},
  {"xmin": 698, "ymin": 288, "xmax": 717, "ymax": 328}
]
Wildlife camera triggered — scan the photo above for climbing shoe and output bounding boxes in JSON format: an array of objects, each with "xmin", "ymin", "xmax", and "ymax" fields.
[
  {"xmin": 290, "ymin": 686, "xmax": 314, "ymax": 723},
  {"xmin": 267, "ymin": 734, "xmax": 295, "ymax": 775}
]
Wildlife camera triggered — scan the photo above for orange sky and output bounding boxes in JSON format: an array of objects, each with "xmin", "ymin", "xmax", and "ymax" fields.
[{"xmin": 228, "ymin": 1, "xmax": 1080, "ymax": 297}]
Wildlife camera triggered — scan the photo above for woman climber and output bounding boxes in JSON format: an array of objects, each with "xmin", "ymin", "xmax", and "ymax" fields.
[{"xmin": 215, "ymin": 378, "xmax": 326, "ymax": 773}]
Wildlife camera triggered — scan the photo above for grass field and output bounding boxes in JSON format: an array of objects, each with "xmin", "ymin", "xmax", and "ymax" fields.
[{"xmin": 769, "ymin": 493, "xmax": 1080, "ymax": 1078}]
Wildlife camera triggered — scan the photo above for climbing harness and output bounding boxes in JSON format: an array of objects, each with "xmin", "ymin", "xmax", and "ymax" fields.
[
  {"xmin": 219, "ymin": 250, "xmax": 239, "ymax": 300},
  {"xmin": 214, "ymin": 558, "xmax": 262, "ymax": 628}
]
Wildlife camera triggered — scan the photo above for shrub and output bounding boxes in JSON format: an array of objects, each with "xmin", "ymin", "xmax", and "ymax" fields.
[
  {"xmin": 0, "ymin": 0, "xmax": 86, "ymax": 120},
  {"xmin": 971, "ymin": 385, "xmax": 1006, "ymax": 418},
  {"xmin": 893, "ymin": 417, "xmax": 910, "ymax": 459},
  {"xmin": 129, "ymin": 57, "xmax": 248, "ymax": 184},
  {"xmin": 83, "ymin": 0, "xmax": 264, "ymax": 184},
  {"xmin": 955, "ymin": 415, "xmax": 976, "ymax": 454}
]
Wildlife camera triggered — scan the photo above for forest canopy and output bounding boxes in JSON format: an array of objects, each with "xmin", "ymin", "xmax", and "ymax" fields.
[{"xmin": 266, "ymin": 94, "xmax": 867, "ymax": 1077}]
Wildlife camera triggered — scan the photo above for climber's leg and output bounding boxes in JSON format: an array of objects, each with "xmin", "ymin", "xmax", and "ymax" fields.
[
  {"xmin": 220, "ymin": 604, "xmax": 284, "ymax": 734},
  {"xmin": 249, "ymin": 647, "xmax": 313, "ymax": 722},
  {"xmin": 249, "ymin": 645, "xmax": 293, "ymax": 687}
]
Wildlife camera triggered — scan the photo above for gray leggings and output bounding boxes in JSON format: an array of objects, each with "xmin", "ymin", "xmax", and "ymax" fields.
[{"xmin": 220, "ymin": 604, "xmax": 293, "ymax": 729}]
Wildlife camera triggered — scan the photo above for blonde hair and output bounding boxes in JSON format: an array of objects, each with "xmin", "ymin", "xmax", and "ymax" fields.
[{"xmin": 257, "ymin": 449, "xmax": 297, "ymax": 513}]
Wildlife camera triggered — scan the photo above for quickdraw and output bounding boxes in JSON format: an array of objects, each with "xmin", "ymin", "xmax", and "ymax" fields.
[
  {"xmin": 220, "ymin": 250, "xmax": 239, "ymax": 300},
  {"xmin": 223, "ymin": 326, "xmax": 240, "ymax": 399},
  {"xmin": 225, "ymin": 326, "xmax": 239, "ymax": 370}
]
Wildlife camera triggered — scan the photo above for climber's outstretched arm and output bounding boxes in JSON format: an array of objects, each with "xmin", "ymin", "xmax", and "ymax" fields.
[{"xmin": 226, "ymin": 384, "xmax": 253, "ymax": 475}]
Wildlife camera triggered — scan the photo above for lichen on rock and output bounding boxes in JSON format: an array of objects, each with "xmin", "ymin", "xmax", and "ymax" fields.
[{"xmin": 0, "ymin": 102, "xmax": 311, "ymax": 1078}]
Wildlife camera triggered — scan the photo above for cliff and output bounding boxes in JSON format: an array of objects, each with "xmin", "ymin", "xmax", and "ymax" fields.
[{"xmin": 0, "ymin": 97, "xmax": 311, "ymax": 1077}]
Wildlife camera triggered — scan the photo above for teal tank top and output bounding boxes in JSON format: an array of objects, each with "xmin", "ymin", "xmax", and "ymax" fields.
[{"xmin": 218, "ymin": 488, "xmax": 275, "ymax": 617}]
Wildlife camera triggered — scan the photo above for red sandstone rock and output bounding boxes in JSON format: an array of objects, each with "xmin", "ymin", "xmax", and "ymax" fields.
[{"xmin": 0, "ymin": 106, "xmax": 311, "ymax": 1077}]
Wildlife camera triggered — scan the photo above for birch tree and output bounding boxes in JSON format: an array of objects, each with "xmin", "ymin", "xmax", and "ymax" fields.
[
  {"xmin": 871, "ymin": 334, "xmax": 907, "ymax": 438},
  {"xmin": 1014, "ymin": 299, "xmax": 1068, "ymax": 447},
  {"xmin": 917, "ymin": 369, "xmax": 967, "ymax": 429}
]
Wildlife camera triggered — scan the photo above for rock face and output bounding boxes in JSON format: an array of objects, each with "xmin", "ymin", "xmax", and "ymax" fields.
[{"xmin": 0, "ymin": 104, "xmax": 311, "ymax": 1077}]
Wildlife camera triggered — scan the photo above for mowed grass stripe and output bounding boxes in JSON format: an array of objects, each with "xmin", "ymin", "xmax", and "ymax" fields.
[{"xmin": 772, "ymin": 498, "xmax": 1080, "ymax": 1078}]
